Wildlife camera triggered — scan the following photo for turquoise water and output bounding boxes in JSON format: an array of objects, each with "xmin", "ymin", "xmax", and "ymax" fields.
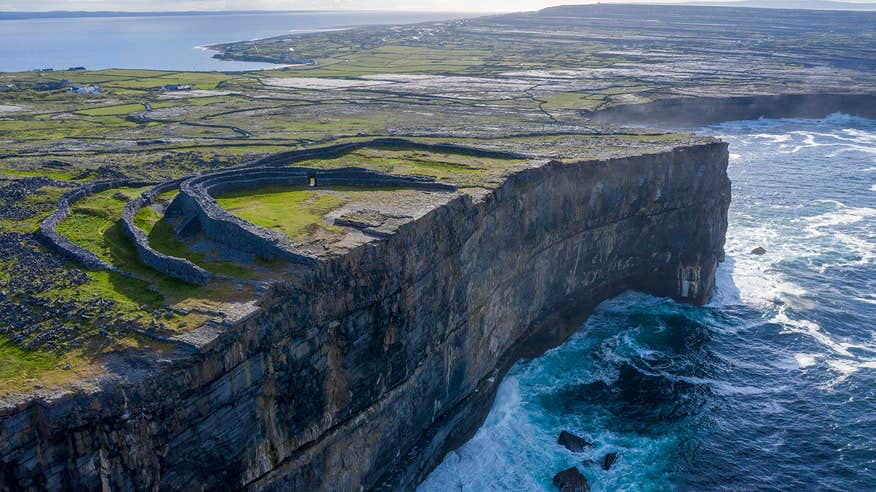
[
  {"xmin": 0, "ymin": 11, "xmax": 471, "ymax": 72},
  {"xmin": 420, "ymin": 114, "xmax": 876, "ymax": 491}
]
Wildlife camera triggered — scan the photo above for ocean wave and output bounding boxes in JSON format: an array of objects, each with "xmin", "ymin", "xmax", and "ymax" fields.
[
  {"xmin": 769, "ymin": 306, "xmax": 876, "ymax": 386},
  {"xmin": 423, "ymin": 114, "xmax": 876, "ymax": 491}
]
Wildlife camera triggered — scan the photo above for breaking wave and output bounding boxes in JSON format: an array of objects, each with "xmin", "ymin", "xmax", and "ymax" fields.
[{"xmin": 420, "ymin": 114, "xmax": 876, "ymax": 491}]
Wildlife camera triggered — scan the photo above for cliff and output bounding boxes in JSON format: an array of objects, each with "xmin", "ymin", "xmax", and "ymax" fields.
[
  {"xmin": 0, "ymin": 142, "xmax": 730, "ymax": 490},
  {"xmin": 590, "ymin": 93, "xmax": 876, "ymax": 127}
]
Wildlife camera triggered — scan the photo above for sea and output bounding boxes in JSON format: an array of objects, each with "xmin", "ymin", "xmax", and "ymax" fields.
[
  {"xmin": 4, "ymin": 11, "xmax": 874, "ymax": 488},
  {"xmin": 420, "ymin": 114, "xmax": 876, "ymax": 491},
  {"xmin": 0, "ymin": 11, "xmax": 472, "ymax": 72}
]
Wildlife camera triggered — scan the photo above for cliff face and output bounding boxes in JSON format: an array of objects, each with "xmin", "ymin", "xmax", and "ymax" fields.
[
  {"xmin": 590, "ymin": 93, "xmax": 876, "ymax": 126},
  {"xmin": 0, "ymin": 143, "xmax": 730, "ymax": 491}
]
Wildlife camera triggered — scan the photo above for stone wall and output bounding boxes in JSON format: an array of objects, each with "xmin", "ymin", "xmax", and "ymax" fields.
[
  {"xmin": 171, "ymin": 166, "xmax": 456, "ymax": 263},
  {"xmin": 38, "ymin": 179, "xmax": 134, "ymax": 272},
  {"xmin": 120, "ymin": 180, "xmax": 213, "ymax": 286},
  {"xmin": 116, "ymin": 139, "xmax": 486, "ymax": 283},
  {"xmin": 0, "ymin": 142, "xmax": 730, "ymax": 491},
  {"xmin": 251, "ymin": 137, "xmax": 524, "ymax": 168}
]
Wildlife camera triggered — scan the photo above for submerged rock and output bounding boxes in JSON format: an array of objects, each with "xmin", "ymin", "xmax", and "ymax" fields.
[
  {"xmin": 558, "ymin": 431, "xmax": 592, "ymax": 452},
  {"xmin": 552, "ymin": 467, "xmax": 590, "ymax": 492},
  {"xmin": 602, "ymin": 452, "xmax": 618, "ymax": 470},
  {"xmin": 751, "ymin": 246, "xmax": 767, "ymax": 255}
]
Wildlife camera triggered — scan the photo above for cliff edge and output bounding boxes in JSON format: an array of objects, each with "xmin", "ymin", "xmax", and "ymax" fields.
[{"xmin": 0, "ymin": 141, "xmax": 730, "ymax": 490}]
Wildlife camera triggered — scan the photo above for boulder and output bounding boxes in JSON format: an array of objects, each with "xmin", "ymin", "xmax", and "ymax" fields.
[
  {"xmin": 751, "ymin": 246, "xmax": 767, "ymax": 255},
  {"xmin": 602, "ymin": 452, "xmax": 618, "ymax": 471},
  {"xmin": 558, "ymin": 431, "xmax": 592, "ymax": 452},
  {"xmin": 552, "ymin": 467, "xmax": 590, "ymax": 492}
]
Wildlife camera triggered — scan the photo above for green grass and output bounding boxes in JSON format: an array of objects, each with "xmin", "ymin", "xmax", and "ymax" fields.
[
  {"xmin": 542, "ymin": 92, "xmax": 606, "ymax": 111},
  {"xmin": 216, "ymin": 186, "xmax": 345, "ymax": 240},
  {"xmin": 77, "ymin": 103, "xmax": 145, "ymax": 116},
  {"xmin": 52, "ymin": 186, "xmax": 260, "ymax": 328},
  {"xmin": 0, "ymin": 117, "xmax": 127, "ymax": 140},
  {"xmin": 290, "ymin": 148, "xmax": 518, "ymax": 187},
  {"xmin": 103, "ymin": 72, "xmax": 243, "ymax": 90},
  {"xmin": 134, "ymin": 205, "xmax": 260, "ymax": 279},
  {"xmin": 56, "ymin": 187, "xmax": 147, "ymax": 254},
  {"xmin": 54, "ymin": 186, "xmax": 169, "ymax": 309},
  {"xmin": 0, "ymin": 336, "xmax": 60, "ymax": 383},
  {"xmin": 0, "ymin": 168, "xmax": 77, "ymax": 180}
]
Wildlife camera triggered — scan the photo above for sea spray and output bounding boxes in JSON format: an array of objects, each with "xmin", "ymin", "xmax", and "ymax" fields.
[{"xmin": 420, "ymin": 114, "xmax": 876, "ymax": 491}]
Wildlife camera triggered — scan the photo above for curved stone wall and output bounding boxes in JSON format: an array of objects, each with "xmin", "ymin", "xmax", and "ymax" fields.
[
  {"xmin": 0, "ymin": 142, "xmax": 731, "ymax": 491},
  {"xmin": 172, "ymin": 166, "xmax": 456, "ymax": 263},
  {"xmin": 251, "ymin": 137, "xmax": 524, "ymax": 168},
  {"xmin": 64, "ymin": 139, "xmax": 499, "ymax": 283},
  {"xmin": 38, "ymin": 179, "xmax": 133, "ymax": 272},
  {"xmin": 120, "ymin": 180, "xmax": 214, "ymax": 286}
]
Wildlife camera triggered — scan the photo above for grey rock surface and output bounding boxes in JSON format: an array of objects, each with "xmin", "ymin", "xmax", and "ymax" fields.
[{"xmin": 1, "ymin": 142, "xmax": 730, "ymax": 491}]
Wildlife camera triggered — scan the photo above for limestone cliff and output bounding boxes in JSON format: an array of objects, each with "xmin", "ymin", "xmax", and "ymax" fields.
[{"xmin": 0, "ymin": 142, "xmax": 730, "ymax": 491}]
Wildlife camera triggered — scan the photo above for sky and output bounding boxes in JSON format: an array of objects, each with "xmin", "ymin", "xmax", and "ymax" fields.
[{"xmin": 1, "ymin": 0, "xmax": 875, "ymax": 12}]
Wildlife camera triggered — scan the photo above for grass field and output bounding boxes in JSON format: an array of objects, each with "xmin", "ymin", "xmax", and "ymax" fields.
[
  {"xmin": 53, "ymin": 187, "xmax": 257, "ymax": 329},
  {"xmin": 216, "ymin": 186, "xmax": 345, "ymax": 240}
]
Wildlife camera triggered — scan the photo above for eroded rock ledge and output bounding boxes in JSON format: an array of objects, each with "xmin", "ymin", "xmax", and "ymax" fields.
[{"xmin": 0, "ymin": 141, "xmax": 729, "ymax": 491}]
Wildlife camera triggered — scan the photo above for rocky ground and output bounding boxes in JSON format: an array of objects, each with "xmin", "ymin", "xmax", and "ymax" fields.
[{"xmin": 0, "ymin": 3, "xmax": 873, "ymax": 401}]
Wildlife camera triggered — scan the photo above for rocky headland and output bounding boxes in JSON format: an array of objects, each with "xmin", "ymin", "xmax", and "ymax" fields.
[
  {"xmin": 1, "ymin": 3, "xmax": 875, "ymax": 491},
  {"xmin": 2, "ymin": 139, "xmax": 729, "ymax": 490}
]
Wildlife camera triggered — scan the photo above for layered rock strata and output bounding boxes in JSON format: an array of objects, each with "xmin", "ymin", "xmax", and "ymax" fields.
[{"xmin": 1, "ymin": 142, "xmax": 730, "ymax": 491}]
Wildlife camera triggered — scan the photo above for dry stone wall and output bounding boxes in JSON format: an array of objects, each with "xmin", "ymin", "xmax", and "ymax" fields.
[
  {"xmin": 38, "ymin": 179, "xmax": 138, "ymax": 272},
  {"xmin": 0, "ymin": 142, "xmax": 730, "ymax": 491},
  {"xmin": 120, "ymin": 180, "xmax": 214, "ymax": 286},
  {"xmin": 110, "ymin": 139, "xmax": 485, "ymax": 283},
  {"xmin": 170, "ymin": 166, "xmax": 456, "ymax": 264}
]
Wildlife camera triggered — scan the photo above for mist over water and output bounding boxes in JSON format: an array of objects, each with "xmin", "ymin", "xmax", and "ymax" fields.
[{"xmin": 419, "ymin": 114, "xmax": 876, "ymax": 491}]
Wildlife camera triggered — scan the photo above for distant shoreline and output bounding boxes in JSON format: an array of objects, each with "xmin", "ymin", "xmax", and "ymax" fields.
[{"xmin": 0, "ymin": 10, "xmax": 486, "ymax": 21}]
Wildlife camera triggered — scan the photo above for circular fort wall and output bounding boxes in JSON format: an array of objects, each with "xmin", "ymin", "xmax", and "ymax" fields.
[
  {"xmin": 171, "ymin": 166, "xmax": 457, "ymax": 264},
  {"xmin": 67, "ymin": 139, "xmax": 516, "ymax": 285}
]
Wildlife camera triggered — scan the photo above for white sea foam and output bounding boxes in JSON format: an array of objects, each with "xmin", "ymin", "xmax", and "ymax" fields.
[
  {"xmin": 798, "ymin": 203, "xmax": 876, "ymax": 269},
  {"xmin": 751, "ymin": 133, "xmax": 791, "ymax": 144},
  {"xmin": 794, "ymin": 353, "xmax": 817, "ymax": 368},
  {"xmin": 769, "ymin": 306, "xmax": 876, "ymax": 385},
  {"xmin": 425, "ymin": 115, "xmax": 876, "ymax": 490},
  {"xmin": 418, "ymin": 376, "xmax": 551, "ymax": 492}
]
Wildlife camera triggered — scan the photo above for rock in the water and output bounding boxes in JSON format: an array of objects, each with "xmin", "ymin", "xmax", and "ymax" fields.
[
  {"xmin": 751, "ymin": 246, "xmax": 767, "ymax": 255},
  {"xmin": 602, "ymin": 452, "xmax": 618, "ymax": 470},
  {"xmin": 552, "ymin": 467, "xmax": 590, "ymax": 492},
  {"xmin": 558, "ymin": 431, "xmax": 592, "ymax": 452}
]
